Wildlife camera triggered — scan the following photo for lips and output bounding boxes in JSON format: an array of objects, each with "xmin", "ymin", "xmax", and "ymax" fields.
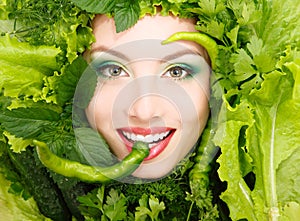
[{"xmin": 117, "ymin": 127, "xmax": 176, "ymax": 160}]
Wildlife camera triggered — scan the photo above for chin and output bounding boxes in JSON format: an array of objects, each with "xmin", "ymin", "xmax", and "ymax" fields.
[
  {"xmin": 131, "ymin": 162, "xmax": 176, "ymax": 180},
  {"xmin": 131, "ymin": 148, "xmax": 190, "ymax": 179}
]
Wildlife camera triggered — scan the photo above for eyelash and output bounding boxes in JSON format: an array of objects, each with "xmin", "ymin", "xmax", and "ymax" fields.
[
  {"xmin": 92, "ymin": 62, "xmax": 195, "ymax": 81},
  {"xmin": 162, "ymin": 64, "xmax": 195, "ymax": 80},
  {"xmin": 93, "ymin": 61, "xmax": 128, "ymax": 79}
]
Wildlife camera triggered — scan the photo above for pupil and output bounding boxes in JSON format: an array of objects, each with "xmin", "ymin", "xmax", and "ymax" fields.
[
  {"xmin": 171, "ymin": 67, "xmax": 182, "ymax": 77},
  {"xmin": 110, "ymin": 66, "xmax": 121, "ymax": 76}
]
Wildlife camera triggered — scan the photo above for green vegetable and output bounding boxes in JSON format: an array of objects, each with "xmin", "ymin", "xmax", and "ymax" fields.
[
  {"xmin": 214, "ymin": 53, "xmax": 300, "ymax": 221},
  {"xmin": 53, "ymin": 177, "xmax": 91, "ymax": 221},
  {"xmin": 0, "ymin": 173, "xmax": 52, "ymax": 221},
  {"xmin": 162, "ymin": 31, "xmax": 218, "ymax": 69},
  {"xmin": 1, "ymin": 0, "xmax": 94, "ymax": 63},
  {"xmin": 71, "ymin": 0, "xmax": 141, "ymax": 33},
  {"xmin": 33, "ymin": 140, "xmax": 150, "ymax": 183},
  {"xmin": 0, "ymin": 141, "xmax": 51, "ymax": 220},
  {"xmin": 7, "ymin": 146, "xmax": 71, "ymax": 221},
  {"xmin": 77, "ymin": 159, "xmax": 214, "ymax": 220},
  {"xmin": 186, "ymin": 120, "xmax": 220, "ymax": 220},
  {"xmin": 1, "ymin": 0, "xmax": 300, "ymax": 220},
  {"xmin": 70, "ymin": 0, "xmax": 197, "ymax": 33},
  {"xmin": 207, "ymin": 0, "xmax": 300, "ymax": 219}
]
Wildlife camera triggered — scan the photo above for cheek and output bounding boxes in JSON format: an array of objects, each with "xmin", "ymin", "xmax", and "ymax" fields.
[
  {"xmin": 85, "ymin": 84, "xmax": 117, "ymax": 130},
  {"xmin": 182, "ymin": 83, "xmax": 210, "ymax": 127},
  {"xmin": 195, "ymin": 94, "xmax": 210, "ymax": 124}
]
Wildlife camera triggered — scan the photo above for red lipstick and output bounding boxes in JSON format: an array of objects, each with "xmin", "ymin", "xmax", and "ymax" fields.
[{"xmin": 117, "ymin": 127, "xmax": 175, "ymax": 160}]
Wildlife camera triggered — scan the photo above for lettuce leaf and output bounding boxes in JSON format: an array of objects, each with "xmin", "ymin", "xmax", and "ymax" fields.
[
  {"xmin": 2, "ymin": 0, "xmax": 94, "ymax": 63},
  {"xmin": 0, "ymin": 173, "xmax": 52, "ymax": 221},
  {"xmin": 204, "ymin": 0, "xmax": 300, "ymax": 219},
  {"xmin": 194, "ymin": 0, "xmax": 300, "ymax": 218},
  {"xmin": 0, "ymin": 35, "xmax": 60, "ymax": 102},
  {"xmin": 214, "ymin": 34, "xmax": 300, "ymax": 221},
  {"xmin": 0, "ymin": 143, "xmax": 51, "ymax": 221}
]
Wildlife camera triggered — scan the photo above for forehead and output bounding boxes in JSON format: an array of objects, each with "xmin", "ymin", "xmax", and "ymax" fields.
[
  {"xmin": 90, "ymin": 40, "xmax": 202, "ymax": 63},
  {"xmin": 91, "ymin": 14, "xmax": 205, "ymax": 55}
]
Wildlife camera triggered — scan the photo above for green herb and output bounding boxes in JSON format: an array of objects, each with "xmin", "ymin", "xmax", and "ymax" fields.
[
  {"xmin": 135, "ymin": 194, "xmax": 166, "ymax": 221},
  {"xmin": 1, "ymin": 0, "xmax": 94, "ymax": 63},
  {"xmin": 78, "ymin": 160, "xmax": 217, "ymax": 220},
  {"xmin": 70, "ymin": 0, "xmax": 140, "ymax": 33},
  {"xmin": 1, "ymin": 0, "xmax": 300, "ymax": 220}
]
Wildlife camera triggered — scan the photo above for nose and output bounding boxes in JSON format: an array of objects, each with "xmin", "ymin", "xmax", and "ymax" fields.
[
  {"xmin": 128, "ymin": 95, "xmax": 162, "ymax": 122},
  {"xmin": 127, "ymin": 75, "xmax": 167, "ymax": 123}
]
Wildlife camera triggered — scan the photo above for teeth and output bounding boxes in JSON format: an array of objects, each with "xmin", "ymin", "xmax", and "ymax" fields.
[
  {"xmin": 153, "ymin": 134, "xmax": 160, "ymax": 142},
  {"xmin": 145, "ymin": 135, "xmax": 153, "ymax": 143},
  {"xmin": 136, "ymin": 135, "xmax": 144, "ymax": 141},
  {"xmin": 121, "ymin": 130, "xmax": 172, "ymax": 148},
  {"xmin": 131, "ymin": 133, "xmax": 136, "ymax": 141}
]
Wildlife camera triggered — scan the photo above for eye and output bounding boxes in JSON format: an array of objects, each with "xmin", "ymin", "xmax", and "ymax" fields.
[
  {"xmin": 94, "ymin": 62, "xmax": 129, "ymax": 78},
  {"xmin": 162, "ymin": 65, "xmax": 192, "ymax": 79}
]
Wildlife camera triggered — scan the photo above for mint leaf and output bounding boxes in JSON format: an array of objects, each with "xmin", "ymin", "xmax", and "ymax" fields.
[
  {"xmin": 74, "ymin": 127, "xmax": 113, "ymax": 166},
  {"xmin": 48, "ymin": 56, "xmax": 88, "ymax": 105},
  {"xmin": 114, "ymin": 0, "xmax": 140, "ymax": 33},
  {"xmin": 0, "ymin": 107, "xmax": 60, "ymax": 139}
]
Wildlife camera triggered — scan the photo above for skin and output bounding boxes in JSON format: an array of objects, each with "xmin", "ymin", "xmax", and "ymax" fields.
[{"xmin": 85, "ymin": 13, "xmax": 211, "ymax": 179}]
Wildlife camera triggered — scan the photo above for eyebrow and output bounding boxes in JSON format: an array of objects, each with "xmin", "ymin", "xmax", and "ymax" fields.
[
  {"xmin": 162, "ymin": 49, "xmax": 203, "ymax": 61},
  {"xmin": 90, "ymin": 46, "xmax": 203, "ymax": 62},
  {"xmin": 90, "ymin": 46, "xmax": 130, "ymax": 61}
]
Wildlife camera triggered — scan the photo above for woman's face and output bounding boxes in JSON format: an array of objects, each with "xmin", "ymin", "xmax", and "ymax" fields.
[{"xmin": 85, "ymin": 14, "xmax": 211, "ymax": 179}]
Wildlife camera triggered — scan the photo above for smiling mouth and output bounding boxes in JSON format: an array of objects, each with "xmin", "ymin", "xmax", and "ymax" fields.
[{"xmin": 117, "ymin": 127, "xmax": 176, "ymax": 160}]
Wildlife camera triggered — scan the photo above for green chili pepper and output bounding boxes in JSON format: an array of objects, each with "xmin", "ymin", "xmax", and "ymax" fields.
[
  {"xmin": 33, "ymin": 140, "xmax": 149, "ymax": 183},
  {"xmin": 162, "ymin": 32, "xmax": 218, "ymax": 69}
]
